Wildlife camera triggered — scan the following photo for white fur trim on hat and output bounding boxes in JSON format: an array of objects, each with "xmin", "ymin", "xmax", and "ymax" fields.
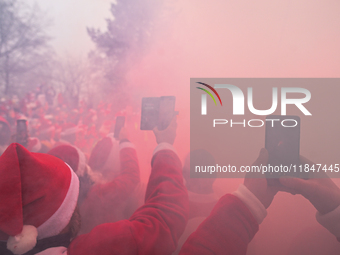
[
  {"xmin": 232, "ymin": 184, "xmax": 267, "ymax": 224},
  {"xmin": 7, "ymin": 225, "xmax": 38, "ymax": 255},
  {"xmin": 36, "ymin": 164, "xmax": 79, "ymax": 239}
]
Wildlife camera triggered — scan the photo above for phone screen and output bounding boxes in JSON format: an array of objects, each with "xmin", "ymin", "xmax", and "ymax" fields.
[
  {"xmin": 114, "ymin": 116, "xmax": 125, "ymax": 139},
  {"xmin": 158, "ymin": 96, "xmax": 176, "ymax": 131},
  {"xmin": 265, "ymin": 115, "xmax": 301, "ymax": 180},
  {"xmin": 140, "ymin": 97, "xmax": 160, "ymax": 130}
]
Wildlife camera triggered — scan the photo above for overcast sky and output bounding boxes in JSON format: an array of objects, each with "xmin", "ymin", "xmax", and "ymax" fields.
[
  {"xmin": 27, "ymin": 0, "xmax": 112, "ymax": 56},
  {"xmin": 25, "ymin": 0, "xmax": 340, "ymax": 77}
]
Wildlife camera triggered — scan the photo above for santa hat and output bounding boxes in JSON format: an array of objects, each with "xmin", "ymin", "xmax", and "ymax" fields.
[
  {"xmin": 0, "ymin": 143, "xmax": 79, "ymax": 255},
  {"xmin": 83, "ymin": 109, "xmax": 97, "ymax": 126},
  {"xmin": 88, "ymin": 133, "xmax": 120, "ymax": 176},
  {"xmin": 47, "ymin": 144, "xmax": 86, "ymax": 177}
]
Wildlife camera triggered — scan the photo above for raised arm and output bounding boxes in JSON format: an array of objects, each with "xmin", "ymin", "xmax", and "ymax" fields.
[{"xmin": 68, "ymin": 117, "xmax": 189, "ymax": 255}]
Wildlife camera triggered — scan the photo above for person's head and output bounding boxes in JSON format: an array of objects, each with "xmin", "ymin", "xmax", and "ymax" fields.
[
  {"xmin": 37, "ymin": 119, "xmax": 55, "ymax": 141},
  {"xmin": 183, "ymin": 149, "xmax": 217, "ymax": 194},
  {"xmin": 0, "ymin": 143, "xmax": 80, "ymax": 254}
]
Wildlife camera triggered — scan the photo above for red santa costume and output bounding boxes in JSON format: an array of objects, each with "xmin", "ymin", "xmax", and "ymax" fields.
[
  {"xmin": 0, "ymin": 142, "xmax": 189, "ymax": 255},
  {"xmin": 0, "ymin": 143, "xmax": 79, "ymax": 255},
  {"xmin": 178, "ymin": 184, "xmax": 264, "ymax": 255},
  {"xmin": 88, "ymin": 133, "xmax": 121, "ymax": 181},
  {"xmin": 173, "ymin": 191, "xmax": 220, "ymax": 255},
  {"xmin": 179, "ymin": 183, "xmax": 340, "ymax": 255},
  {"xmin": 79, "ymin": 136, "xmax": 141, "ymax": 234},
  {"xmin": 66, "ymin": 143, "xmax": 189, "ymax": 255}
]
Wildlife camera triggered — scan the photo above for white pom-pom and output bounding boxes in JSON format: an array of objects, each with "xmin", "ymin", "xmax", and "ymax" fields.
[{"xmin": 7, "ymin": 225, "xmax": 38, "ymax": 255}]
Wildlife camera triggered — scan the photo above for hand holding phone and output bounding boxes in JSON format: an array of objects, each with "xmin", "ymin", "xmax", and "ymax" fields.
[
  {"xmin": 140, "ymin": 96, "xmax": 176, "ymax": 131},
  {"xmin": 279, "ymin": 160, "xmax": 340, "ymax": 215},
  {"xmin": 153, "ymin": 115, "xmax": 177, "ymax": 145},
  {"xmin": 113, "ymin": 116, "xmax": 125, "ymax": 140}
]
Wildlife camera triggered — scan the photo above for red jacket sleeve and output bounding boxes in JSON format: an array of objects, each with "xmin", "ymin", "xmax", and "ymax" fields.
[
  {"xmin": 68, "ymin": 149, "xmax": 189, "ymax": 255},
  {"xmin": 179, "ymin": 194, "xmax": 259, "ymax": 255}
]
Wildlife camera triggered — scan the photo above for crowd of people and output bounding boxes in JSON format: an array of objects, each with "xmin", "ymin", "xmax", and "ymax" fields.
[
  {"xmin": 0, "ymin": 85, "xmax": 135, "ymax": 157},
  {"xmin": 0, "ymin": 86, "xmax": 340, "ymax": 254}
]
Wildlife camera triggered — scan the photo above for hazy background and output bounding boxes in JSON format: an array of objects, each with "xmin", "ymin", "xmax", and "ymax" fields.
[
  {"xmin": 11, "ymin": 0, "xmax": 340, "ymax": 254},
  {"xmin": 26, "ymin": 0, "xmax": 112, "ymax": 56}
]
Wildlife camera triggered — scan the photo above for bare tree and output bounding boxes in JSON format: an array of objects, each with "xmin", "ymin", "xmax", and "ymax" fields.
[
  {"xmin": 51, "ymin": 54, "xmax": 114, "ymax": 109},
  {"xmin": 51, "ymin": 55, "xmax": 88, "ymax": 108},
  {"xmin": 87, "ymin": 0, "xmax": 166, "ymax": 96},
  {"xmin": 0, "ymin": 0, "xmax": 52, "ymax": 96}
]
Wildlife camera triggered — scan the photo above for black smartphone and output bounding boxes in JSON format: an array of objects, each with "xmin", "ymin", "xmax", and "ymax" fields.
[
  {"xmin": 158, "ymin": 96, "xmax": 176, "ymax": 131},
  {"xmin": 16, "ymin": 119, "xmax": 28, "ymax": 147},
  {"xmin": 140, "ymin": 96, "xmax": 177, "ymax": 131},
  {"xmin": 140, "ymin": 97, "xmax": 160, "ymax": 130},
  {"xmin": 113, "ymin": 116, "xmax": 125, "ymax": 139},
  {"xmin": 265, "ymin": 115, "xmax": 303, "ymax": 183}
]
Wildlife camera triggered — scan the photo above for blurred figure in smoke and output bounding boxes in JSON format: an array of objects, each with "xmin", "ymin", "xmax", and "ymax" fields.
[
  {"xmin": 0, "ymin": 116, "xmax": 189, "ymax": 255},
  {"xmin": 57, "ymin": 123, "xmax": 80, "ymax": 146},
  {"xmin": 286, "ymin": 225, "xmax": 340, "ymax": 255},
  {"xmin": 88, "ymin": 132, "xmax": 121, "ymax": 181},
  {"xmin": 183, "ymin": 150, "xmax": 219, "ymax": 218},
  {"xmin": 81, "ymin": 109, "xmax": 98, "ymax": 152},
  {"xmin": 0, "ymin": 117, "xmax": 11, "ymax": 155},
  {"xmin": 98, "ymin": 119, "xmax": 113, "ymax": 139},
  {"xmin": 67, "ymin": 109, "xmax": 80, "ymax": 126},
  {"xmin": 173, "ymin": 149, "xmax": 219, "ymax": 254},
  {"xmin": 6, "ymin": 108, "xmax": 26, "ymax": 129},
  {"xmin": 36, "ymin": 119, "xmax": 56, "ymax": 152},
  {"xmin": 179, "ymin": 149, "xmax": 340, "ymax": 254},
  {"xmin": 77, "ymin": 127, "xmax": 142, "ymax": 234},
  {"xmin": 47, "ymin": 144, "xmax": 92, "ymax": 206},
  {"xmin": 45, "ymin": 86, "xmax": 56, "ymax": 107}
]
